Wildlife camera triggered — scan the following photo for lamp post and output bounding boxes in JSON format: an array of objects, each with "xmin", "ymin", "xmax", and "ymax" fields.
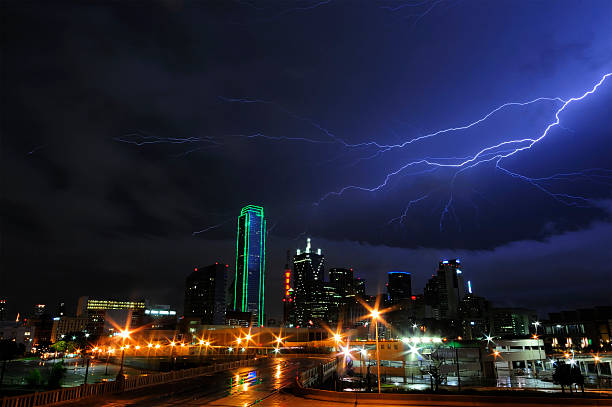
[
  {"xmin": 370, "ymin": 309, "xmax": 381, "ymax": 394},
  {"xmin": 594, "ymin": 356, "xmax": 601, "ymax": 389},
  {"xmin": 105, "ymin": 348, "xmax": 112, "ymax": 376},
  {"xmin": 532, "ymin": 321, "xmax": 543, "ymax": 373},
  {"xmin": 117, "ymin": 329, "xmax": 130, "ymax": 380},
  {"xmin": 493, "ymin": 350, "xmax": 500, "ymax": 386},
  {"xmin": 333, "ymin": 333, "xmax": 342, "ymax": 353}
]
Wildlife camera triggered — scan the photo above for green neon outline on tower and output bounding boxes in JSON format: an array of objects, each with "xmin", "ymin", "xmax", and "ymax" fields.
[{"xmin": 234, "ymin": 205, "xmax": 266, "ymax": 326}]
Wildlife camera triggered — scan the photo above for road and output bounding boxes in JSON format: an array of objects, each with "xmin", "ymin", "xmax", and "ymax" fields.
[
  {"xmin": 65, "ymin": 356, "xmax": 327, "ymax": 407},
  {"xmin": 62, "ymin": 357, "xmax": 612, "ymax": 407}
]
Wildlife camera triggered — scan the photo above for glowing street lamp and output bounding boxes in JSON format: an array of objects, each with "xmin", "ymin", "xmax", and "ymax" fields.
[
  {"xmin": 117, "ymin": 329, "xmax": 131, "ymax": 379},
  {"xmin": 369, "ymin": 309, "xmax": 382, "ymax": 394},
  {"xmin": 333, "ymin": 333, "xmax": 342, "ymax": 353},
  {"xmin": 594, "ymin": 355, "xmax": 601, "ymax": 387}
]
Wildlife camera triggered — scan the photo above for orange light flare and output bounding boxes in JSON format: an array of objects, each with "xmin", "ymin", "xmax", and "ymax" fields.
[
  {"xmin": 275, "ymin": 364, "xmax": 281, "ymax": 379},
  {"xmin": 103, "ymin": 315, "xmax": 149, "ymax": 345},
  {"xmin": 357, "ymin": 295, "xmax": 394, "ymax": 330},
  {"xmin": 593, "ymin": 353, "xmax": 601, "ymax": 364},
  {"xmin": 492, "ymin": 350, "xmax": 502, "ymax": 360}
]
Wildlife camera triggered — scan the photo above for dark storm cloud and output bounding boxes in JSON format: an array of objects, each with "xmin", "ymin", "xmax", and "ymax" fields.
[{"xmin": 1, "ymin": 0, "xmax": 611, "ymax": 317}]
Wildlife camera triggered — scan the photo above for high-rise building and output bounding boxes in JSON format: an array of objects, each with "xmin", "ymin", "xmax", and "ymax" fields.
[
  {"xmin": 387, "ymin": 271, "xmax": 412, "ymax": 304},
  {"xmin": 184, "ymin": 263, "xmax": 227, "ymax": 325},
  {"xmin": 144, "ymin": 304, "xmax": 178, "ymax": 330},
  {"xmin": 33, "ymin": 304, "xmax": 47, "ymax": 317},
  {"xmin": 459, "ymin": 294, "xmax": 491, "ymax": 339},
  {"xmin": 57, "ymin": 302, "xmax": 66, "ymax": 317},
  {"xmin": 329, "ymin": 268, "xmax": 355, "ymax": 296},
  {"xmin": 234, "ymin": 205, "xmax": 266, "ymax": 326},
  {"xmin": 282, "ymin": 250, "xmax": 295, "ymax": 326},
  {"xmin": 0, "ymin": 299, "xmax": 6, "ymax": 321},
  {"xmin": 354, "ymin": 278, "xmax": 366, "ymax": 298},
  {"xmin": 424, "ymin": 259, "xmax": 466, "ymax": 320},
  {"xmin": 491, "ymin": 308, "xmax": 536, "ymax": 337},
  {"xmin": 76, "ymin": 297, "xmax": 146, "ymax": 337},
  {"xmin": 293, "ymin": 238, "xmax": 324, "ymax": 327}
]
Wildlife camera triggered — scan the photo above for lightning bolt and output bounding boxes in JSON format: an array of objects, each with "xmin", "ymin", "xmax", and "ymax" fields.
[
  {"xmin": 116, "ymin": 73, "xmax": 612, "ymax": 233},
  {"xmin": 388, "ymin": 194, "xmax": 430, "ymax": 225},
  {"xmin": 318, "ymin": 73, "xmax": 610, "ymax": 194},
  {"xmin": 192, "ymin": 218, "xmax": 235, "ymax": 236}
]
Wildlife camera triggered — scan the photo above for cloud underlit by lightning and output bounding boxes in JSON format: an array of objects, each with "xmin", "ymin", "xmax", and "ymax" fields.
[{"xmin": 115, "ymin": 72, "xmax": 612, "ymax": 235}]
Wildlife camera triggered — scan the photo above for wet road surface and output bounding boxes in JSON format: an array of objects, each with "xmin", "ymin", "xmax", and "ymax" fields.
[{"xmin": 65, "ymin": 356, "xmax": 328, "ymax": 406}]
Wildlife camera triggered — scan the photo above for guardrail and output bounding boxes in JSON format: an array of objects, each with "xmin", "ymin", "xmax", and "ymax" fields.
[
  {"xmin": 298, "ymin": 358, "xmax": 337, "ymax": 388},
  {"xmin": 0, "ymin": 358, "xmax": 262, "ymax": 407}
]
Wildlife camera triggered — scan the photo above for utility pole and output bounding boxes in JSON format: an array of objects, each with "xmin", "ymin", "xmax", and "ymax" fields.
[
  {"xmin": 455, "ymin": 344, "xmax": 461, "ymax": 391},
  {"xmin": 83, "ymin": 358, "xmax": 90, "ymax": 384}
]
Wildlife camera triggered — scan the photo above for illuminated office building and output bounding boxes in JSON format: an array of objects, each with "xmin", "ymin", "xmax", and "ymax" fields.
[
  {"xmin": 387, "ymin": 271, "xmax": 412, "ymax": 304},
  {"xmin": 424, "ymin": 259, "xmax": 466, "ymax": 320},
  {"xmin": 0, "ymin": 299, "xmax": 6, "ymax": 321},
  {"xmin": 185, "ymin": 263, "xmax": 227, "ymax": 325},
  {"xmin": 282, "ymin": 250, "xmax": 295, "ymax": 326},
  {"xmin": 77, "ymin": 296, "xmax": 146, "ymax": 337},
  {"xmin": 234, "ymin": 205, "xmax": 266, "ymax": 327},
  {"xmin": 292, "ymin": 238, "xmax": 324, "ymax": 327}
]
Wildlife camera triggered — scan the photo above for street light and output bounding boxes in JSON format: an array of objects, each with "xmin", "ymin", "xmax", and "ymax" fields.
[
  {"xmin": 594, "ymin": 355, "xmax": 601, "ymax": 388},
  {"xmin": 369, "ymin": 309, "xmax": 381, "ymax": 394},
  {"xmin": 117, "ymin": 329, "xmax": 131, "ymax": 380},
  {"xmin": 333, "ymin": 333, "xmax": 342, "ymax": 352}
]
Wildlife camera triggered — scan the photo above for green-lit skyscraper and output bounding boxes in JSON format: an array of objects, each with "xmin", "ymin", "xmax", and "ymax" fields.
[{"xmin": 234, "ymin": 205, "xmax": 266, "ymax": 326}]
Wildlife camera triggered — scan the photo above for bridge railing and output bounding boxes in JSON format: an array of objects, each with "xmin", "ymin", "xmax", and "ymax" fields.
[
  {"xmin": 298, "ymin": 358, "xmax": 337, "ymax": 388},
  {"xmin": 0, "ymin": 357, "xmax": 262, "ymax": 407}
]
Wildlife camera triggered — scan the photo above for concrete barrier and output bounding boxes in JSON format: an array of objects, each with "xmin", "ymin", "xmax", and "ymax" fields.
[
  {"xmin": 0, "ymin": 357, "xmax": 263, "ymax": 407},
  {"xmin": 292, "ymin": 383, "xmax": 612, "ymax": 406}
]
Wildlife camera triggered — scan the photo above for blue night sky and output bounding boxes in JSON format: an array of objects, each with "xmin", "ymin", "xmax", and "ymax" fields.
[{"xmin": 1, "ymin": 0, "xmax": 611, "ymax": 319}]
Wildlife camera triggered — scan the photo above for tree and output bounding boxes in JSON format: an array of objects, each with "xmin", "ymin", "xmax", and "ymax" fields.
[
  {"xmin": 427, "ymin": 347, "xmax": 446, "ymax": 392},
  {"xmin": 25, "ymin": 369, "xmax": 42, "ymax": 387},
  {"xmin": 0, "ymin": 339, "xmax": 25, "ymax": 390},
  {"xmin": 50, "ymin": 340, "xmax": 77, "ymax": 358},
  {"xmin": 552, "ymin": 361, "xmax": 584, "ymax": 393}
]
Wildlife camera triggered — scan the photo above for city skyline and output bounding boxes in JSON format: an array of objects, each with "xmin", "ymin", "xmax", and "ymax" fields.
[{"xmin": 2, "ymin": 1, "xmax": 611, "ymax": 322}]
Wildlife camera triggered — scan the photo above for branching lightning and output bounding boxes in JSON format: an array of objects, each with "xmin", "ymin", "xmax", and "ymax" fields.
[
  {"xmin": 116, "ymin": 73, "xmax": 612, "ymax": 234},
  {"xmin": 313, "ymin": 73, "xmax": 611, "ymax": 229}
]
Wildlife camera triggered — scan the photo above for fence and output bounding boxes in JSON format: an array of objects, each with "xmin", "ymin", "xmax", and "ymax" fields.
[
  {"xmin": 0, "ymin": 358, "xmax": 262, "ymax": 407},
  {"xmin": 298, "ymin": 358, "xmax": 337, "ymax": 388}
]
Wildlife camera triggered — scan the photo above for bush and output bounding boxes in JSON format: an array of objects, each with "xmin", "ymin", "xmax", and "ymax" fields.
[
  {"xmin": 25, "ymin": 369, "xmax": 42, "ymax": 387},
  {"xmin": 47, "ymin": 362, "xmax": 67, "ymax": 389}
]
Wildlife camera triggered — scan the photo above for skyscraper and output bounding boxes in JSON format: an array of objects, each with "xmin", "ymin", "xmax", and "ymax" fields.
[
  {"xmin": 184, "ymin": 263, "xmax": 227, "ymax": 325},
  {"xmin": 387, "ymin": 271, "xmax": 412, "ymax": 304},
  {"xmin": 282, "ymin": 250, "xmax": 294, "ymax": 326},
  {"xmin": 0, "ymin": 299, "xmax": 6, "ymax": 321},
  {"xmin": 234, "ymin": 205, "xmax": 266, "ymax": 326},
  {"xmin": 293, "ymin": 238, "xmax": 324, "ymax": 327},
  {"xmin": 329, "ymin": 268, "xmax": 355, "ymax": 297},
  {"xmin": 424, "ymin": 259, "xmax": 466, "ymax": 319}
]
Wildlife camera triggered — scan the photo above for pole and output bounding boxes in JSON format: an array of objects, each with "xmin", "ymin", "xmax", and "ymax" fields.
[
  {"xmin": 454, "ymin": 345, "xmax": 461, "ymax": 391},
  {"xmin": 105, "ymin": 350, "xmax": 110, "ymax": 375},
  {"xmin": 375, "ymin": 319, "xmax": 381, "ymax": 394},
  {"xmin": 117, "ymin": 347, "xmax": 125, "ymax": 379},
  {"xmin": 83, "ymin": 358, "xmax": 90, "ymax": 384}
]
